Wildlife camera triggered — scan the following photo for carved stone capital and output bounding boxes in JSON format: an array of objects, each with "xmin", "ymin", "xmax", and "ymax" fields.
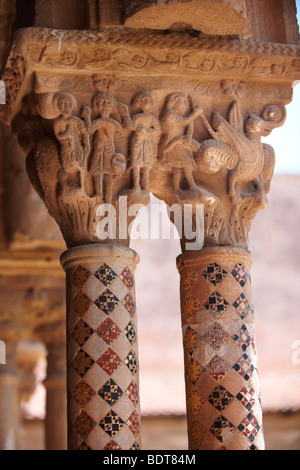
[{"xmin": 1, "ymin": 27, "xmax": 299, "ymax": 250}]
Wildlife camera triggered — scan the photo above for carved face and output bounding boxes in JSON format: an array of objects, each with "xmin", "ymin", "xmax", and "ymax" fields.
[
  {"xmin": 57, "ymin": 96, "xmax": 74, "ymax": 117},
  {"xmin": 172, "ymin": 93, "xmax": 188, "ymax": 115},
  {"xmin": 96, "ymin": 96, "xmax": 114, "ymax": 117},
  {"xmin": 140, "ymin": 95, "xmax": 153, "ymax": 114}
]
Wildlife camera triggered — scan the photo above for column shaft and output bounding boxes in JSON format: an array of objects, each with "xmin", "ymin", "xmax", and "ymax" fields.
[
  {"xmin": 61, "ymin": 244, "xmax": 142, "ymax": 450},
  {"xmin": 177, "ymin": 247, "xmax": 264, "ymax": 450},
  {"xmin": 44, "ymin": 342, "xmax": 67, "ymax": 450},
  {"xmin": 0, "ymin": 341, "xmax": 19, "ymax": 450}
]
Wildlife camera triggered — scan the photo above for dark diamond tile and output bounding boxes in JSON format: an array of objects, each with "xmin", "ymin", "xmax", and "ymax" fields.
[
  {"xmin": 94, "ymin": 264, "xmax": 117, "ymax": 287},
  {"xmin": 94, "ymin": 289, "xmax": 119, "ymax": 315}
]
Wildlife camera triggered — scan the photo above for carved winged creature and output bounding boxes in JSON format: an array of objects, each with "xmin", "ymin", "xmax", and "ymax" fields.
[{"xmin": 195, "ymin": 101, "xmax": 286, "ymax": 203}]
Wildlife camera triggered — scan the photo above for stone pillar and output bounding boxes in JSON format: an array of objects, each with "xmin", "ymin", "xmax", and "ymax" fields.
[
  {"xmin": 0, "ymin": 321, "xmax": 28, "ymax": 450},
  {"xmin": 35, "ymin": 322, "xmax": 67, "ymax": 450},
  {"xmin": 177, "ymin": 247, "xmax": 264, "ymax": 450},
  {"xmin": 17, "ymin": 341, "xmax": 47, "ymax": 450},
  {"xmin": 61, "ymin": 244, "xmax": 141, "ymax": 450}
]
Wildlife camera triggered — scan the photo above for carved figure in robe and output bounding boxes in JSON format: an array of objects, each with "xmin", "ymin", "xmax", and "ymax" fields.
[
  {"xmin": 129, "ymin": 91, "xmax": 160, "ymax": 192},
  {"xmin": 88, "ymin": 91, "xmax": 126, "ymax": 204},
  {"xmin": 53, "ymin": 92, "xmax": 90, "ymax": 171},
  {"xmin": 159, "ymin": 92, "xmax": 203, "ymax": 193}
]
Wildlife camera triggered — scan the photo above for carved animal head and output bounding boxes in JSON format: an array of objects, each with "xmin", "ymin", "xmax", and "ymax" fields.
[{"xmin": 246, "ymin": 104, "xmax": 287, "ymax": 137}]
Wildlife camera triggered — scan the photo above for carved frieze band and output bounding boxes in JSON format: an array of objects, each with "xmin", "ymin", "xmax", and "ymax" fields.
[{"xmin": 1, "ymin": 27, "xmax": 300, "ymax": 120}]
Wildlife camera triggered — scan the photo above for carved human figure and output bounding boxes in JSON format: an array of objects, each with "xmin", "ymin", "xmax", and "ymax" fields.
[
  {"xmin": 53, "ymin": 92, "xmax": 90, "ymax": 171},
  {"xmin": 88, "ymin": 91, "xmax": 126, "ymax": 204},
  {"xmin": 129, "ymin": 91, "xmax": 159, "ymax": 192},
  {"xmin": 159, "ymin": 92, "xmax": 203, "ymax": 193}
]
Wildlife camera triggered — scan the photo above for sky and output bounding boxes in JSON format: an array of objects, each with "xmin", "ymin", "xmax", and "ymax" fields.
[{"xmin": 269, "ymin": 0, "xmax": 300, "ymax": 174}]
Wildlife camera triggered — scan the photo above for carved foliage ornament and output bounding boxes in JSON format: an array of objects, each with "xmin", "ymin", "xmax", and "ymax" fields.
[{"xmin": 11, "ymin": 75, "xmax": 286, "ymax": 250}]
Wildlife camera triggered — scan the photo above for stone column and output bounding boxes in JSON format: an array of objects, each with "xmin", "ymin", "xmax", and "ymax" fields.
[
  {"xmin": 35, "ymin": 322, "xmax": 67, "ymax": 450},
  {"xmin": 0, "ymin": 320, "xmax": 28, "ymax": 450},
  {"xmin": 17, "ymin": 341, "xmax": 47, "ymax": 450},
  {"xmin": 61, "ymin": 244, "xmax": 141, "ymax": 450},
  {"xmin": 177, "ymin": 247, "xmax": 264, "ymax": 450}
]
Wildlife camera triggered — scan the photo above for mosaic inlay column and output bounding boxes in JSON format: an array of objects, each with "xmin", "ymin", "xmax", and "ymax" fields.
[
  {"xmin": 177, "ymin": 247, "xmax": 264, "ymax": 450},
  {"xmin": 61, "ymin": 244, "xmax": 141, "ymax": 450}
]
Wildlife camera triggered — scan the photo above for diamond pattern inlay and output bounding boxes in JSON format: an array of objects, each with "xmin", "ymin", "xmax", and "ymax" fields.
[
  {"xmin": 73, "ymin": 266, "xmax": 92, "ymax": 289},
  {"xmin": 96, "ymin": 318, "xmax": 121, "ymax": 345},
  {"xmin": 104, "ymin": 440, "xmax": 122, "ymax": 450},
  {"xmin": 208, "ymin": 385, "xmax": 234, "ymax": 412},
  {"xmin": 233, "ymin": 353, "xmax": 255, "ymax": 381},
  {"xmin": 73, "ymin": 291, "xmax": 92, "ymax": 317},
  {"xmin": 232, "ymin": 324, "xmax": 252, "ymax": 351},
  {"xmin": 231, "ymin": 263, "xmax": 249, "ymax": 287},
  {"xmin": 72, "ymin": 320, "xmax": 94, "ymax": 347},
  {"xmin": 127, "ymin": 410, "xmax": 140, "ymax": 437},
  {"xmin": 187, "ymin": 358, "xmax": 202, "ymax": 384},
  {"xmin": 204, "ymin": 291, "xmax": 229, "ymax": 318},
  {"xmin": 73, "ymin": 410, "xmax": 96, "ymax": 440},
  {"xmin": 209, "ymin": 415, "xmax": 235, "ymax": 443},
  {"xmin": 72, "ymin": 380, "xmax": 96, "ymax": 407},
  {"xmin": 188, "ymin": 389, "xmax": 205, "ymax": 414},
  {"xmin": 119, "ymin": 266, "xmax": 134, "ymax": 289},
  {"xmin": 236, "ymin": 386, "xmax": 256, "ymax": 411},
  {"xmin": 77, "ymin": 441, "xmax": 92, "ymax": 450},
  {"xmin": 97, "ymin": 347, "xmax": 122, "ymax": 375},
  {"xmin": 94, "ymin": 264, "xmax": 117, "ymax": 287},
  {"xmin": 99, "ymin": 410, "xmax": 125, "ymax": 437},
  {"xmin": 233, "ymin": 293, "xmax": 253, "ymax": 320},
  {"xmin": 205, "ymin": 355, "xmax": 230, "ymax": 382},
  {"xmin": 181, "ymin": 266, "xmax": 199, "ymax": 289},
  {"xmin": 121, "ymin": 292, "xmax": 136, "ymax": 316},
  {"xmin": 72, "ymin": 349, "xmax": 95, "ymax": 377},
  {"xmin": 182, "ymin": 296, "xmax": 201, "ymax": 322},
  {"xmin": 98, "ymin": 378, "xmax": 123, "ymax": 406},
  {"xmin": 125, "ymin": 380, "xmax": 139, "ymax": 407},
  {"xmin": 183, "ymin": 326, "xmax": 198, "ymax": 356},
  {"xmin": 124, "ymin": 350, "xmax": 138, "ymax": 375},
  {"xmin": 205, "ymin": 322, "xmax": 230, "ymax": 351},
  {"xmin": 237, "ymin": 413, "xmax": 260, "ymax": 442},
  {"xmin": 123, "ymin": 321, "xmax": 136, "ymax": 346},
  {"xmin": 94, "ymin": 289, "xmax": 119, "ymax": 315},
  {"xmin": 202, "ymin": 263, "xmax": 227, "ymax": 285}
]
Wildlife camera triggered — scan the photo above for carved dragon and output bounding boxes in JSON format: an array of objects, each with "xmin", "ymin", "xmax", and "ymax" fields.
[{"xmin": 195, "ymin": 100, "xmax": 286, "ymax": 204}]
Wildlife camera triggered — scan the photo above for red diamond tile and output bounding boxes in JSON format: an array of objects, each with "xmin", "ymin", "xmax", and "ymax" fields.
[
  {"xmin": 119, "ymin": 266, "xmax": 134, "ymax": 288},
  {"xmin": 121, "ymin": 292, "xmax": 136, "ymax": 316},
  {"xmin": 97, "ymin": 347, "xmax": 122, "ymax": 375},
  {"xmin": 125, "ymin": 380, "xmax": 139, "ymax": 407},
  {"xmin": 127, "ymin": 410, "xmax": 140, "ymax": 438},
  {"xmin": 104, "ymin": 440, "xmax": 122, "ymax": 450},
  {"xmin": 96, "ymin": 318, "xmax": 122, "ymax": 345}
]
